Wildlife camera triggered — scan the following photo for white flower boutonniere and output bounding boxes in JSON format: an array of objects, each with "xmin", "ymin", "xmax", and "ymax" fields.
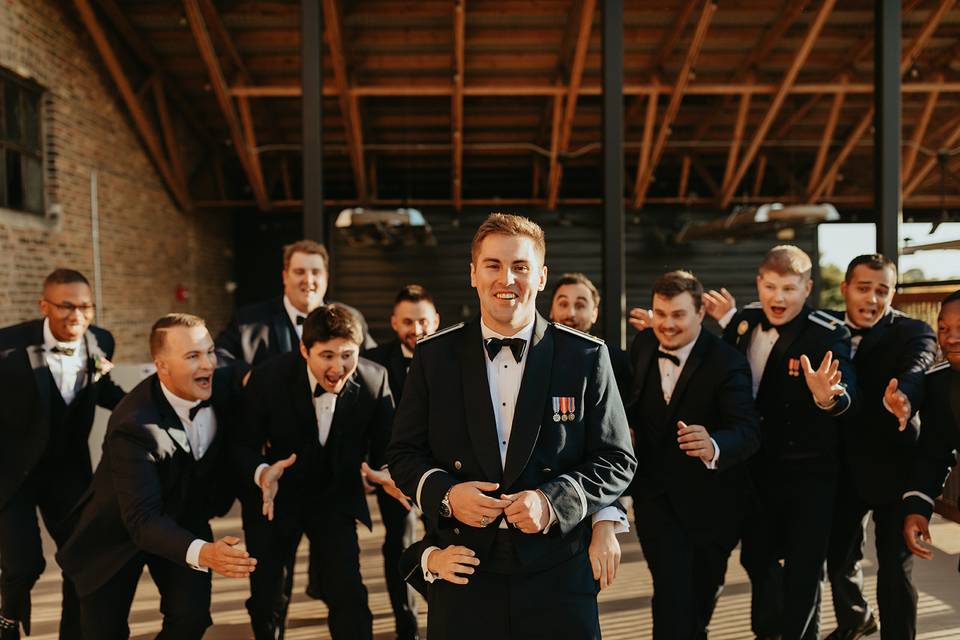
[{"xmin": 92, "ymin": 354, "xmax": 114, "ymax": 383}]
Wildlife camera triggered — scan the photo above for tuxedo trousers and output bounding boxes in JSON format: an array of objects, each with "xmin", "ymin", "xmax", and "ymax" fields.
[{"xmin": 826, "ymin": 486, "xmax": 917, "ymax": 640}]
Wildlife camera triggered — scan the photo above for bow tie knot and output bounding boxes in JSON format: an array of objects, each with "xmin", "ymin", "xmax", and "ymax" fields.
[
  {"xmin": 484, "ymin": 337, "xmax": 527, "ymax": 363},
  {"xmin": 188, "ymin": 399, "xmax": 211, "ymax": 421},
  {"xmin": 657, "ymin": 350, "xmax": 681, "ymax": 366},
  {"xmin": 51, "ymin": 345, "xmax": 76, "ymax": 356},
  {"xmin": 296, "ymin": 315, "xmax": 306, "ymax": 325},
  {"xmin": 846, "ymin": 325, "xmax": 869, "ymax": 339}
]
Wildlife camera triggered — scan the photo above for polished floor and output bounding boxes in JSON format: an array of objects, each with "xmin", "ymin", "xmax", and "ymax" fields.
[{"xmin": 26, "ymin": 499, "xmax": 960, "ymax": 639}]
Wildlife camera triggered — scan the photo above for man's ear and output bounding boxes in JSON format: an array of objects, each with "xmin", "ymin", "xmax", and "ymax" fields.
[
  {"xmin": 538, "ymin": 265, "xmax": 548, "ymax": 291},
  {"xmin": 299, "ymin": 341, "xmax": 309, "ymax": 360},
  {"xmin": 469, "ymin": 262, "xmax": 477, "ymax": 288}
]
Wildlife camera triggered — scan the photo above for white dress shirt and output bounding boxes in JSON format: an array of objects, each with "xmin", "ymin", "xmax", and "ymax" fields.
[
  {"xmin": 283, "ymin": 295, "xmax": 310, "ymax": 341},
  {"xmin": 159, "ymin": 382, "xmax": 218, "ymax": 572},
  {"xmin": 657, "ymin": 329, "xmax": 720, "ymax": 469},
  {"xmin": 43, "ymin": 319, "xmax": 87, "ymax": 405}
]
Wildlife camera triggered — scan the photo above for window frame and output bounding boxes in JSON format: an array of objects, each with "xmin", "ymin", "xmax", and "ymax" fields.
[{"xmin": 0, "ymin": 67, "xmax": 46, "ymax": 218}]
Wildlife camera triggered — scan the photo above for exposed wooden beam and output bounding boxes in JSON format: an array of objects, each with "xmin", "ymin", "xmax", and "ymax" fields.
[
  {"xmin": 323, "ymin": 0, "xmax": 367, "ymax": 201},
  {"xmin": 678, "ymin": 154, "xmax": 691, "ymax": 199},
  {"xmin": 632, "ymin": 0, "xmax": 715, "ymax": 209},
  {"xmin": 752, "ymin": 154, "xmax": 767, "ymax": 197},
  {"xmin": 904, "ymin": 119, "xmax": 960, "ymax": 198},
  {"xmin": 808, "ymin": 107, "xmax": 873, "ymax": 201},
  {"xmin": 281, "ymin": 155, "xmax": 292, "ymax": 201},
  {"xmin": 237, "ymin": 96, "xmax": 268, "ymax": 205},
  {"xmin": 719, "ymin": 0, "xmax": 837, "ymax": 207},
  {"xmin": 690, "ymin": 154, "xmax": 720, "ymax": 197},
  {"xmin": 722, "ymin": 86, "xmax": 752, "ymax": 190},
  {"xmin": 547, "ymin": 0, "xmax": 596, "ymax": 210},
  {"xmin": 637, "ymin": 82, "xmax": 658, "ymax": 183},
  {"xmin": 73, "ymin": 0, "xmax": 189, "ymax": 210},
  {"xmin": 183, "ymin": 0, "xmax": 269, "ymax": 210},
  {"xmin": 546, "ymin": 93, "xmax": 563, "ymax": 208},
  {"xmin": 153, "ymin": 80, "xmax": 188, "ymax": 199},
  {"xmin": 806, "ymin": 74, "xmax": 846, "ymax": 195},
  {"xmin": 903, "ymin": 76, "xmax": 941, "ymax": 185},
  {"xmin": 452, "ymin": 0, "xmax": 465, "ymax": 211}
]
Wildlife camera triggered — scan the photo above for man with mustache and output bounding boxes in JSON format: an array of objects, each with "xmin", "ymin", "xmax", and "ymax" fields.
[
  {"xmin": 388, "ymin": 213, "xmax": 636, "ymax": 639},
  {"xmin": 0, "ymin": 268, "xmax": 125, "ymax": 640}
]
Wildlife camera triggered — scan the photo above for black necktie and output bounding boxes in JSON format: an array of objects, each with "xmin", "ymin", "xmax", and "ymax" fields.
[
  {"xmin": 188, "ymin": 400, "xmax": 211, "ymax": 421},
  {"xmin": 296, "ymin": 315, "xmax": 306, "ymax": 325},
  {"xmin": 51, "ymin": 345, "xmax": 76, "ymax": 356},
  {"xmin": 657, "ymin": 350, "xmax": 680, "ymax": 366},
  {"xmin": 484, "ymin": 337, "xmax": 527, "ymax": 363}
]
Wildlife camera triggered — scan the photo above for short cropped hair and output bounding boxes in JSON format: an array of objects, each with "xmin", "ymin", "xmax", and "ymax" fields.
[
  {"xmin": 651, "ymin": 270, "xmax": 703, "ymax": 311},
  {"xmin": 43, "ymin": 268, "xmax": 90, "ymax": 291},
  {"xmin": 759, "ymin": 245, "xmax": 812, "ymax": 279},
  {"xmin": 302, "ymin": 304, "xmax": 362, "ymax": 350},
  {"xmin": 150, "ymin": 313, "xmax": 206, "ymax": 357},
  {"xmin": 283, "ymin": 239, "xmax": 329, "ymax": 271},
  {"xmin": 394, "ymin": 284, "xmax": 435, "ymax": 308},
  {"xmin": 844, "ymin": 253, "xmax": 897, "ymax": 282},
  {"xmin": 940, "ymin": 289, "xmax": 960, "ymax": 312},
  {"xmin": 550, "ymin": 273, "xmax": 600, "ymax": 307},
  {"xmin": 471, "ymin": 213, "xmax": 546, "ymax": 263}
]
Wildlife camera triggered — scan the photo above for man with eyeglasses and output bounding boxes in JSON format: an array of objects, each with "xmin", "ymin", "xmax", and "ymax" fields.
[{"xmin": 0, "ymin": 268, "xmax": 126, "ymax": 640}]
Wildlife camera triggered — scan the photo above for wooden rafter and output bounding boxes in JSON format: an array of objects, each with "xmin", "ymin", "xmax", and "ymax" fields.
[
  {"xmin": 632, "ymin": 0, "xmax": 715, "ymax": 209},
  {"xmin": 752, "ymin": 154, "xmax": 767, "ymax": 197},
  {"xmin": 903, "ymin": 76, "xmax": 941, "ymax": 185},
  {"xmin": 719, "ymin": 0, "xmax": 837, "ymax": 207},
  {"xmin": 452, "ymin": 0, "xmax": 465, "ymax": 211},
  {"xmin": 678, "ymin": 154, "xmax": 691, "ymax": 199},
  {"xmin": 73, "ymin": 0, "xmax": 190, "ymax": 210},
  {"xmin": 690, "ymin": 155, "xmax": 720, "ymax": 197},
  {"xmin": 323, "ymin": 0, "xmax": 367, "ymax": 201},
  {"xmin": 183, "ymin": 0, "xmax": 269, "ymax": 210},
  {"xmin": 153, "ymin": 80, "xmax": 187, "ymax": 194},
  {"xmin": 904, "ymin": 121, "xmax": 960, "ymax": 198},
  {"xmin": 546, "ymin": 0, "xmax": 596, "ymax": 210},
  {"xmin": 637, "ymin": 80, "xmax": 658, "ymax": 184},
  {"xmin": 546, "ymin": 93, "xmax": 563, "ymax": 208},
  {"xmin": 806, "ymin": 74, "xmax": 846, "ymax": 195},
  {"xmin": 722, "ymin": 86, "xmax": 752, "ymax": 190}
]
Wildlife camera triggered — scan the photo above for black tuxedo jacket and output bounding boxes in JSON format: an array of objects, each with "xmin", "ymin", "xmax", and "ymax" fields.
[
  {"xmin": 56, "ymin": 371, "xmax": 237, "ymax": 596},
  {"xmin": 627, "ymin": 329, "xmax": 759, "ymax": 530},
  {"xmin": 388, "ymin": 315, "xmax": 636, "ymax": 572},
  {"xmin": 722, "ymin": 305, "xmax": 859, "ymax": 465},
  {"xmin": 904, "ymin": 362, "xmax": 960, "ymax": 522},
  {"xmin": 215, "ymin": 296, "xmax": 376, "ymax": 373},
  {"xmin": 608, "ymin": 344, "xmax": 634, "ymax": 404},
  {"xmin": 234, "ymin": 352, "xmax": 394, "ymax": 529},
  {"xmin": 824, "ymin": 309, "xmax": 937, "ymax": 504},
  {"xmin": 365, "ymin": 339, "xmax": 410, "ymax": 403},
  {"xmin": 0, "ymin": 319, "xmax": 125, "ymax": 510}
]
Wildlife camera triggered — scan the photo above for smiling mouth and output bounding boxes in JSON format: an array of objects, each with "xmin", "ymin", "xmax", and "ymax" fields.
[
  {"xmin": 194, "ymin": 375, "xmax": 212, "ymax": 388},
  {"xmin": 495, "ymin": 292, "xmax": 517, "ymax": 300}
]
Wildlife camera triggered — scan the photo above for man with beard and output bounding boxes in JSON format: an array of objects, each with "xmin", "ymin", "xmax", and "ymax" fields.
[{"xmin": 0, "ymin": 269, "xmax": 125, "ymax": 640}]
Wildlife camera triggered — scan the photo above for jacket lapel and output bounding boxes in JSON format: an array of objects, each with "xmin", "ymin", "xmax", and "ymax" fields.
[
  {"xmin": 665, "ymin": 331, "xmax": 708, "ymax": 424},
  {"xmin": 460, "ymin": 318, "xmax": 504, "ymax": 483},
  {"xmin": 272, "ymin": 299, "xmax": 294, "ymax": 355},
  {"xmin": 25, "ymin": 321, "xmax": 52, "ymax": 421},
  {"xmin": 150, "ymin": 377, "xmax": 193, "ymax": 456},
  {"xmin": 501, "ymin": 315, "xmax": 553, "ymax": 489},
  {"xmin": 389, "ymin": 341, "xmax": 409, "ymax": 395},
  {"xmin": 854, "ymin": 311, "xmax": 892, "ymax": 361},
  {"xmin": 627, "ymin": 332, "xmax": 657, "ymax": 411},
  {"xmin": 757, "ymin": 309, "xmax": 806, "ymax": 400},
  {"xmin": 328, "ymin": 375, "xmax": 360, "ymax": 448},
  {"xmin": 292, "ymin": 360, "xmax": 320, "ymax": 446}
]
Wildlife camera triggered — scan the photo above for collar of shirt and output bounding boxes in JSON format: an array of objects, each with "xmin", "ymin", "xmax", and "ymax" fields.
[
  {"xmin": 658, "ymin": 327, "xmax": 700, "ymax": 369},
  {"xmin": 43, "ymin": 318, "xmax": 85, "ymax": 357},
  {"xmin": 400, "ymin": 342, "xmax": 414, "ymax": 359},
  {"xmin": 159, "ymin": 381, "xmax": 207, "ymax": 425},
  {"xmin": 479, "ymin": 317, "xmax": 536, "ymax": 363},
  {"xmin": 283, "ymin": 295, "xmax": 319, "ymax": 333},
  {"xmin": 306, "ymin": 366, "xmax": 338, "ymax": 405}
]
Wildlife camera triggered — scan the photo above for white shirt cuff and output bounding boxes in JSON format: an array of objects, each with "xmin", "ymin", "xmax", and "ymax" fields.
[
  {"xmin": 186, "ymin": 539, "xmax": 209, "ymax": 572},
  {"xmin": 592, "ymin": 505, "xmax": 629, "ymax": 534},
  {"xmin": 903, "ymin": 490, "xmax": 935, "ymax": 507},
  {"xmin": 702, "ymin": 438, "xmax": 720, "ymax": 470},
  {"xmin": 421, "ymin": 545, "xmax": 441, "ymax": 583},
  {"xmin": 718, "ymin": 307, "xmax": 737, "ymax": 329},
  {"xmin": 253, "ymin": 463, "xmax": 269, "ymax": 488}
]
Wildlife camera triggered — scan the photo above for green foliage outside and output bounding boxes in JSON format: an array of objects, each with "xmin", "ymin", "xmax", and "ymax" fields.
[{"xmin": 819, "ymin": 262, "xmax": 845, "ymax": 310}]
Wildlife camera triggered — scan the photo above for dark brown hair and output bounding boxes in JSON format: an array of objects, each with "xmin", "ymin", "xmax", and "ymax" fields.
[
  {"xmin": 283, "ymin": 239, "xmax": 329, "ymax": 271},
  {"xmin": 150, "ymin": 313, "xmax": 207, "ymax": 357},
  {"xmin": 550, "ymin": 273, "xmax": 600, "ymax": 307},
  {"xmin": 651, "ymin": 270, "xmax": 703, "ymax": 311},
  {"xmin": 844, "ymin": 253, "xmax": 897, "ymax": 282},
  {"xmin": 302, "ymin": 304, "xmax": 362, "ymax": 349},
  {"xmin": 43, "ymin": 268, "xmax": 90, "ymax": 291},
  {"xmin": 470, "ymin": 213, "xmax": 546, "ymax": 263},
  {"xmin": 394, "ymin": 284, "xmax": 435, "ymax": 307}
]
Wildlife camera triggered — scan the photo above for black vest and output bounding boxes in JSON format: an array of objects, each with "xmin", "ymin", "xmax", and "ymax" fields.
[{"xmin": 43, "ymin": 368, "xmax": 92, "ymax": 463}]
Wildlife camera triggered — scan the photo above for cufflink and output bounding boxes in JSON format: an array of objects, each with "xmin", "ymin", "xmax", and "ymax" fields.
[
  {"xmin": 453, "ymin": 527, "xmax": 460, "ymax": 535},
  {"xmin": 454, "ymin": 460, "xmax": 462, "ymax": 471}
]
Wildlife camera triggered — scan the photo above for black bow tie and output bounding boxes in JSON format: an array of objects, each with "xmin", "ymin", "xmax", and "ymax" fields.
[
  {"xmin": 188, "ymin": 399, "xmax": 211, "ymax": 421},
  {"xmin": 314, "ymin": 383, "xmax": 333, "ymax": 398},
  {"xmin": 759, "ymin": 315, "xmax": 776, "ymax": 332},
  {"xmin": 847, "ymin": 325, "xmax": 869, "ymax": 339},
  {"xmin": 296, "ymin": 315, "xmax": 306, "ymax": 325},
  {"xmin": 51, "ymin": 345, "xmax": 76, "ymax": 356},
  {"xmin": 657, "ymin": 351, "xmax": 681, "ymax": 366},
  {"xmin": 484, "ymin": 337, "xmax": 527, "ymax": 363}
]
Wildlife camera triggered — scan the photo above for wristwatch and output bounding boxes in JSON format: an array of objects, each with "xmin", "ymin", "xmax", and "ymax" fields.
[{"xmin": 439, "ymin": 488, "xmax": 453, "ymax": 518}]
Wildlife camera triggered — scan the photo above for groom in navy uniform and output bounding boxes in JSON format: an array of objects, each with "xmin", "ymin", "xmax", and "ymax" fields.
[
  {"xmin": 388, "ymin": 213, "xmax": 636, "ymax": 640},
  {"xmin": 0, "ymin": 269, "xmax": 125, "ymax": 640}
]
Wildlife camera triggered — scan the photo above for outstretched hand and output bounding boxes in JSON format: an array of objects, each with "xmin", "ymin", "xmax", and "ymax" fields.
[
  {"xmin": 361, "ymin": 462, "xmax": 412, "ymax": 510},
  {"xmin": 884, "ymin": 378, "xmax": 912, "ymax": 431},
  {"xmin": 800, "ymin": 351, "xmax": 844, "ymax": 407},
  {"xmin": 259, "ymin": 453, "xmax": 296, "ymax": 521},
  {"xmin": 702, "ymin": 288, "xmax": 736, "ymax": 321}
]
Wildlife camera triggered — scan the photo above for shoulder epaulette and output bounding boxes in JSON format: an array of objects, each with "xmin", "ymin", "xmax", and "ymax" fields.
[
  {"xmin": 744, "ymin": 301, "xmax": 763, "ymax": 309},
  {"xmin": 926, "ymin": 360, "xmax": 951, "ymax": 375},
  {"xmin": 552, "ymin": 322, "xmax": 604, "ymax": 345},
  {"xmin": 808, "ymin": 309, "xmax": 843, "ymax": 331},
  {"xmin": 418, "ymin": 322, "xmax": 465, "ymax": 344}
]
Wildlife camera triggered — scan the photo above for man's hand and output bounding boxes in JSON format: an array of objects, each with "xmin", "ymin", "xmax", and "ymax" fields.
[
  {"xmin": 627, "ymin": 307, "xmax": 652, "ymax": 332},
  {"xmin": 800, "ymin": 351, "xmax": 844, "ymax": 407},
  {"xmin": 884, "ymin": 378, "xmax": 912, "ymax": 431},
  {"xmin": 199, "ymin": 536, "xmax": 257, "ymax": 578},
  {"xmin": 589, "ymin": 521, "xmax": 621, "ymax": 591},
  {"xmin": 448, "ymin": 481, "xmax": 511, "ymax": 528},
  {"xmin": 702, "ymin": 288, "xmax": 736, "ymax": 322},
  {"xmin": 903, "ymin": 514, "xmax": 934, "ymax": 560},
  {"xmin": 501, "ymin": 490, "xmax": 551, "ymax": 534},
  {"xmin": 361, "ymin": 469, "xmax": 377, "ymax": 494},
  {"xmin": 427, "ymin": 545, "xmax": 480, "ymax": 585},
  {"xmin": 677, "ymin": 421, "xmax": 715, "ymax": 462},
  {"xmin": 360, "ymin": 462, "xmax": 412, "ymax": 510},
  {"xmin": 259, "ymin": 453, "xmax": 296, "ymax": 521}
]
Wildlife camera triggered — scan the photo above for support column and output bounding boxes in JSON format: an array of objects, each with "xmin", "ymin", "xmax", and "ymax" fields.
[
  {"xmin": 875, "ymin": 0, "xmax": 900, "ymax": 263},
  {"xmin": 302, "ymin": 0, "xmax": 324, "ymax": 241},
  {"xmin": 602, "ymin": 0, "xmax": 625, "ymax": 348}
]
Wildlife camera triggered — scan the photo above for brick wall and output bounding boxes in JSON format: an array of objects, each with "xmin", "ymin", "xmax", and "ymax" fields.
[{"xmin": 0, "ymin": 0, "xmax": 233, "ymax": 361}]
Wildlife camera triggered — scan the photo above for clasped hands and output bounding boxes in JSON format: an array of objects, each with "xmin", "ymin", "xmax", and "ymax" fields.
[{"xmin": 449, "ymin": 481, "xmax": 551, "ymax": 533}]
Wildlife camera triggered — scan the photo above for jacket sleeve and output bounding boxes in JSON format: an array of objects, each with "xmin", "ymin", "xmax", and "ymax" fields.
[
  {"xmin": 893, "ymin": 321, "xmax": 938, "ymax": 418},
  {"xmin": 537, "ymin": 345, "xmax": 638, "ymax": 535},
  {"xmin": 904, "ymin": 404, "xmax": 958, "ymax": 519},
  {"xmin": 711, "ymin": 353, "xmax": 761, "ymax": 471},
  {"xmin": 94, "ymin": 332, "xmax": 127, "ymax": 410},
  {"xmin": 369, "ymin": 368, "xmax": 395, "ymax": 470},
  {"xmin": 232, "ymin": 369, "xmax": 271, "ymax": 488},
  {"xmin": 105, "ymin": 424, "xmax": 198, "ymax": 567},
  {"xmin": 826, "ymin": 326, "xmax": 858, "ymax": 418}
]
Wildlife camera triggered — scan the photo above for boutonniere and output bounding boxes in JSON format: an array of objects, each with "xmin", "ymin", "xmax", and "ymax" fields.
[{"xmin": 92, "ymin": 353, "xmax": 114, "ymax": 382}]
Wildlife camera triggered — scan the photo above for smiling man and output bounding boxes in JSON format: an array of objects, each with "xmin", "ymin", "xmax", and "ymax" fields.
[
  {"xmin": 388, "ymin": 213, "xmax": 636, "ymax": 640},
  {"xmin": 235, "ymin": 305, "xmax": 401, "ymax": 640}
]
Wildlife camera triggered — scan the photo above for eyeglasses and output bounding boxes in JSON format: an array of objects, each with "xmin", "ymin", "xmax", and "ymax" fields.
[{"xmin": 44, "ymin": 299, "xmax": 96, "ymax": 317}]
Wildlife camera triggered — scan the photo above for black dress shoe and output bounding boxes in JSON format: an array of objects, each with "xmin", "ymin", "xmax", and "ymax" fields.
[
  {"xmin": 824, "ymin": 613, "xmax": 879, "ymax": 640},
  {"xmin": 0, "ymin": 618, "xmax": 19, "ymax": 640}
]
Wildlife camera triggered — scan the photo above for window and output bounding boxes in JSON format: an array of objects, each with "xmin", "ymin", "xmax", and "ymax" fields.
[{"xmin": 0, "ymin": 70, "xmax": 43, "ymax": 215}]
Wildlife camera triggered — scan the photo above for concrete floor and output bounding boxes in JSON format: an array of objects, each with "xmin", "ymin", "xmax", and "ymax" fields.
[{"xmin": 24, "ymin": 497, "xmax": 960, "ymax": 639}]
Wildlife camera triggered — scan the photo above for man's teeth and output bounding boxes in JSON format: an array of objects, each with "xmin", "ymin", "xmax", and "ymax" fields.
[{"xmin": 495, "ymin": 293, "xmax": 516, "ymax": 299}]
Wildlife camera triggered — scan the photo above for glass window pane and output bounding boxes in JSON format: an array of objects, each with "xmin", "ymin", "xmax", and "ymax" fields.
[
  {"xmin": 22, "ymin": 155, "xmax": 42, "ymax": 214},
  {"xmin": 4, "ymin": 84, "xmax": 20, "ymax": 143},
  {"xmin": 23, "ymin": 91, "xmax": 39, "ymax": 151},
  {"xmin": 5, "ymin": 149, "xmax": 22, "ymax": 210}
]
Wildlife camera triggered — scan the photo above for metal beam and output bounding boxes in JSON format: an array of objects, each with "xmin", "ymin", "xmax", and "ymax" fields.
[
  {"xmin": 452, "ymin": 0, "xmax": 465, "ymax": 211},
  {"xmin": 719, "ymin": 0, "xmax": 837, "ymax": 207},
  {"xmin": 602, "ymin": 0, "xmax": 624, "ymax": 349},
  {"xmin": 633, "ymin": 0, "xmax": 715, "ymax": 209},
  {"xmin": 876, "ymin": 0, "xmax": 900, "ymax": 263},
  {"xmin": 302, "ymin": 0, "xmax": 324, "ymax": 241}
]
